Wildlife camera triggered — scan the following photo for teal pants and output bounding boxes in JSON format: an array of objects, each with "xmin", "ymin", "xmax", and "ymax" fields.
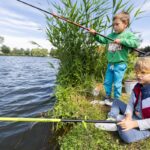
[{"xmin": 104, "ymin": 63, "xmax": 127, "ymax": 99}]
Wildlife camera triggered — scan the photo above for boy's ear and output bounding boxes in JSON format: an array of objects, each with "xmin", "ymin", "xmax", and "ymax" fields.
[{"xmin": 124, "ymin": 23, "xmax": 127, "ymax": 28}]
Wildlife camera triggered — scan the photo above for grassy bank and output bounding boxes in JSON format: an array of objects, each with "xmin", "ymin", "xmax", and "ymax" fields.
[{"xmin": 50, "ymin": 85, "xmax": 150, "ymax": 150}]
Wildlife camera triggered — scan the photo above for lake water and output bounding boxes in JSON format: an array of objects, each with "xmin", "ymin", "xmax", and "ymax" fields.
[{"xmin": 0, "ymin": 56, "xmax": 59, "ymax": 150}]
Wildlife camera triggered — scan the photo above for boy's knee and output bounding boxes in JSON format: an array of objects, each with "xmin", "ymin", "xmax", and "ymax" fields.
[
  {"xmin": 117, "ymin": 127, "xmax": 135, "ymax": 143},
  {"xmin": 113, "ymin": 99, "xmax": 121, "ymax": 105},
  {"xmin": 104, "ymin": 80, "xmax": 111, "ymax": 86},
  {"xmin": 120, "ymin": 135, "xmax": 134, "ymax": 144},
  {"xmin": 114, "ymin": 83, "xmax": 122, "ymax": 89}
]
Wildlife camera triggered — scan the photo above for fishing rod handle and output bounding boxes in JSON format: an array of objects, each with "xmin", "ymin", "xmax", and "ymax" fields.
[{"xmin": 61, "ymin": 119, "xmax": 118, "ymax": 123}]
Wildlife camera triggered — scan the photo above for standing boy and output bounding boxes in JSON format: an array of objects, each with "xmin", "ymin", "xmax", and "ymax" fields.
[{"xmin": 89, "ymin": 12, "xmax": 140, "ymax": 106}]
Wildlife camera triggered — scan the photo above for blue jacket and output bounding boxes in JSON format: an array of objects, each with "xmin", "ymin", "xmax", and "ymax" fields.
[{"xmin": 134, "ymin": 83, "xmax": 150, "ymax": 119}]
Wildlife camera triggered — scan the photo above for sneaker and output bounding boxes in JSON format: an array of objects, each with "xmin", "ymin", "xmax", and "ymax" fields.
[
  {"xmin": 95, "ymin": 123, "xmax": 117, "ymax": 131},
  {"xmin": 104, "ymin": 98, "xmax": 114, "ymax": 106},
  {"xmin": 90, "ymin": 100, "xmax": 105, "ymax": 105},
  {"xmin": 106, "ymin": 117, "xmax": 116, "ymax": 121}
]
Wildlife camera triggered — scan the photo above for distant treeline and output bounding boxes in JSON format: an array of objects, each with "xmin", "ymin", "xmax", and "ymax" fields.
[
  {"xmin": 138, "ymin": 46, "xmax": 150, "ymax": 57},
  {"xmin": 0, "ymin": 45, "xmax": 49, "ymax": 57},
  {"xmin": 139, "ymin": 46, "xmax": 150, "ymax": 53}
]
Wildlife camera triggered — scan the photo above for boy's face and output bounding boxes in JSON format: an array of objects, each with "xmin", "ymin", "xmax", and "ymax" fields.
[
  {"xmin": 113, "ymin": 19, "xmax": 127, "ymax": 33},
  {"xmin": 135, "ymin": 71, "xmax": 150, "ymax": 85}
]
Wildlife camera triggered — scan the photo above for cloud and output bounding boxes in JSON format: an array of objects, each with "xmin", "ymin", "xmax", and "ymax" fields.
[
  {"xmin": 142, "ymin": 1, "xmax": 150, "ymax": 13},
  {"xmin": 0, "ymin": 1, "xmax": 47, "ymax": 48},
  {"xmin": 133, "ymin": 0, "xmax": 150, "ymax": 16},
  {"xmin": 0, "ymin": 0, "xmax": 54, "ymax": 50},
  {"xmin": 140, "ymin": 40, "xmax": 150, "ymax": 48},
  {"xmin": 133, "ymin": 24, "xmax": 150, "ymax": 41},
  {"xmin": 0, "ymin": 16, "xmax": 45, "ymax": 42},
  {"xmin": 3, "ymin": 35, "xmax": 52, "ymax": 50},
  {"xmin": 0, "ymin": 0, "xmax": 44, "ymax": 18},
  {"xmin": 0, "ymin": 6, "xmax": 42, "ymax": 31},
  {"xmin": 0, "ymin": 7, "xmax": 26, "ymax": 19},
  {"xmin": 0, "ymin": 18, "xmax": 41, "ymax": 31}
]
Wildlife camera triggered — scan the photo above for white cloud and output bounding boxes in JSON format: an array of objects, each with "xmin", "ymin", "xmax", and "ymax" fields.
[
  {"xmin": 0, "ymin": 2, "xmax": 48, "ymax": 49},
  {"xmin": 3, "ymin": 35, "xmax": 53, "ymax": 50},
  {"xmin": 0, "ymin": 7, "xmax": 26, "ymax": 19},
  {"xmin": 0, "ymin": 6, "xmax": 42, "ymax": 31},
  {"xmin": 141, "ymin": 30, "xmax": 150, "ymax": 38},
  {"xmin": 0, "ymin": 18, "xmax": 41, "ymax": 31},
  {"xmin": 0, "ymin": 0, "xmax": 44, "ymax": 18},
  {"xmin": 140, "ymin": 40, "xmax": 150, "ymax": 48},
  {"xmin": 135, "ymin": 1, "xmax": 150, "ymax": 17},
  {"xmin": 133, "ymin": 26, "xmax": 150, "ymax": 47},
  {"xmin": 142, "ymin": 1, "xmax": 150, "ymax": 13}
]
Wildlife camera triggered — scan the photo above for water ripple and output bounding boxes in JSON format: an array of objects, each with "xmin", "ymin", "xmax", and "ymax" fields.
[{"xmin": 0, "ymin": 56, "xmax": 59, "ymax": 149}]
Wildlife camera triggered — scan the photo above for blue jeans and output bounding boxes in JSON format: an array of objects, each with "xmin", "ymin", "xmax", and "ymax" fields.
[
  {"xmin": 104, "ymin": 63, "xmax": 127, "ymax": 99},
  {"xmin": 108, "ymin": 100, "xmax": 150, "ymax": 143}
]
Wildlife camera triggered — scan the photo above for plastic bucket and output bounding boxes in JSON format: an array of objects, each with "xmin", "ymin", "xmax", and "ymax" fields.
[{"xmin": 124, "ymin": 80, "xmax": 137, "ymax": 95}]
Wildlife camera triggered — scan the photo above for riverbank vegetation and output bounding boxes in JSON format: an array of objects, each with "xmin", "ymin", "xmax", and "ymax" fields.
[
  {"xmin": 51, "ymin": 85, "xmax": 150, "ymax": 149},
  {"xmin": 0, "ymin": 38, "xmax": 49, "ymax": 57},
  {"xmin": 46, "ymin": 0, "xmax": 150, "ymax": 149},
  {"xmin": 0, "ymin": 45, "xmax": 49, "ymax": 57}
]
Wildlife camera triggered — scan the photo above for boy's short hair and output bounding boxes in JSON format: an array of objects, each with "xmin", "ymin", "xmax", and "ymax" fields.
[
  {"xmin": 134, "ymin": 57, "xmax": 150, "ymax": 72},
  {"xmin": 113, "ymin": 11, "xmax": 130, "ymax": 26}
]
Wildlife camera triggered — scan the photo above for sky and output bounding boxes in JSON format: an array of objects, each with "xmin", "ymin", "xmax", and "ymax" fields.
[{"xmin": 0, "ymin": 0, "xmax": 150, "ymax": 50}]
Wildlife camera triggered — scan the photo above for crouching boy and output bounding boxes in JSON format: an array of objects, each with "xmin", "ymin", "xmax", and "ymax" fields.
[{"xmin": 95, "ymin": 57, "xmax": 150, "ymax": 143}]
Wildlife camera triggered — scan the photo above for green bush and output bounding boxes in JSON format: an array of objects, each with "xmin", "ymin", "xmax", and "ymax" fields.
[
  {"xmin": 1, "ymin": 45, "xmax": 10, "ymax": 54},
  {"xmin": 46, "ymin": 0, "xmax": 111, "ymax": 87},
  {"xmin": 31, "ymin": 48, "xmax": 48, "ymax": 57},
  {"xmin": 46, "ymin": 0, "xmax": 145, "ymax": 88},
  {"xmin": 124, "ymin": 53, "xmax": 138, "ymax": 81}
]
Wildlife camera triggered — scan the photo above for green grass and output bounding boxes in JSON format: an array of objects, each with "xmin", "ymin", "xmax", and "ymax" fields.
[{"xmin": 51, "ymin": 85, "xmax": 150, "ymax": 150}]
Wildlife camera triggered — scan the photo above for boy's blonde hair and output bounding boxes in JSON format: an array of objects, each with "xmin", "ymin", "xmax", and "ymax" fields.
[
  {"xmin": 134, "ymin": 57, "xmax": 150, "ymax": 72},
  {"xmin": 113, "ymin": 11, "xmax": 130, "ymax": 27}
]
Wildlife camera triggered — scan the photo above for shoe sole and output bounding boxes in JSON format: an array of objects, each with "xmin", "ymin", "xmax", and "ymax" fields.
[
  {"xmin": 95, "ymin": 123, "xmax": 117, "ymax": 131},
  {"xmin": 90, "ymin": 100, "xmax": 105, "ymax": 105}
]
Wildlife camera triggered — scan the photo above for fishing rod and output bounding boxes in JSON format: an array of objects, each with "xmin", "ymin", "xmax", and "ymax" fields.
[
  {"xmin": 16, "ymin": 0, "xmax": 110, "ymax": 40},
  {"xmin": 0, "ymin": 117, "xmax": 117, "ymax": 123},
  {"xmin": 17, "ymin": 0, "xmax": 147, "ymax": 55}
]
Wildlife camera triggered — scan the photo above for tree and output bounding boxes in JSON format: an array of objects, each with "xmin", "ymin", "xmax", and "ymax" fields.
[
  {"xmin": 1, "ymin": 45, "xmax": 10, "ymax": 54},
  {"xmin": 141, "ymin": 46, "xmax": 150, "ymax": 53},
  {"xmin": 24, "ymin": 49, "xmax": 31, "ymax": 56},
  {"xmin": 11, "ymin": 48, "xmax": 25, "ymax": 56},
  {"xmin": 49, "ymin": 48, "xmax": 59, "ymax": 58},
  {"xmin": 31, "ymin": 48, "xmax": 48, "ymax": 57}
]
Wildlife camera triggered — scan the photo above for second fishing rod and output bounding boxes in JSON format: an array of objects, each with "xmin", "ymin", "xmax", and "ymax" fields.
[
  {"xmin": 0, "ymin": 117, "xmax": 117, "ymax": 123},
  {"xmin": 17, "ymin": 0, "xmax": 146, "ymax": 55}
]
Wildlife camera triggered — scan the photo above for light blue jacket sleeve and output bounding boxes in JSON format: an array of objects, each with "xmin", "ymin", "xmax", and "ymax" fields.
[
  {"xmin": 125, "ymin": 92, "xmax": 135, "ymax": 115},
  {"xmin": 137, "ymin": 119, "xmax": 150, "ymax": 130},
  {"xmin": 126, "ymin": 91, "xmax": 150, "ymax": 130}
]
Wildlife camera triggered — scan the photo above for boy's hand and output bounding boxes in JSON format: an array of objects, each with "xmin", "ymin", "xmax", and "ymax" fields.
[
  {"xmin": 114, "ymin": 39, "xmax": 121, "ymax": 44},
  {"xmin": 117, "ymin": 119, "xmax": 138, "ymax": 131},
  {"xmin": 124, "ymin": 114, "xmax": 132, "ymax": 121},
  {"xmin": 88, "ymin": 29, "xmax": 97, "ymax": 35}
]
